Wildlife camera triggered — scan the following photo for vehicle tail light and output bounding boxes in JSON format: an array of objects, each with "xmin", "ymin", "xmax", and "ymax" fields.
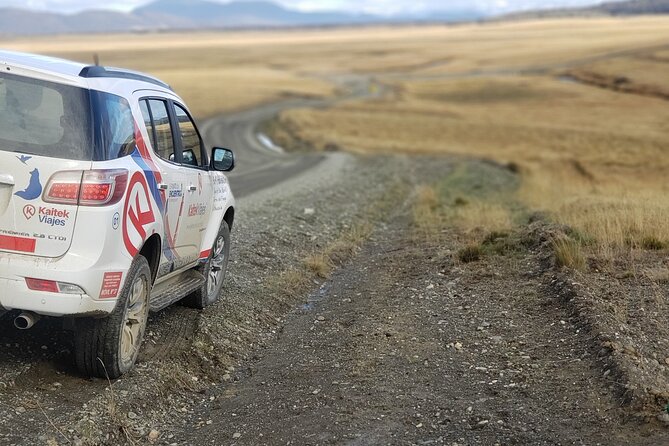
[
  {"xmin": 25, "ymin": 278, "xmax": 59, "ymax": 293},
  {"xmin": 44, "ymin": 169, "xmax": 128, "ymax": 206},
  {"xmin": 25, "ymin": 278, "xmax": 85, "ymax": 295}
]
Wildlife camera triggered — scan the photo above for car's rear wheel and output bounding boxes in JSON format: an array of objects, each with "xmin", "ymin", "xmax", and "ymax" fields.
[
  {"xmin": 184, "ymin": 222, "xmax": 230, "ymax": 309},
  {"xmin": 74, "ymin": 255, "xmax": 151, "ymax": 379}
]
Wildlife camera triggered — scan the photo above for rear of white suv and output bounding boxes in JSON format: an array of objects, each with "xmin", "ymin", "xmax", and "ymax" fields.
[{"xmin": 0, "ymin": 51, "xmax": 236, "ymax": 378}]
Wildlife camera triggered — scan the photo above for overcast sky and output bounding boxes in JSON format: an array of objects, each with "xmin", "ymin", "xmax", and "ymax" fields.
[{"xmin": 1, "ymin": 0, "xmax": 616, "ymax": 15}]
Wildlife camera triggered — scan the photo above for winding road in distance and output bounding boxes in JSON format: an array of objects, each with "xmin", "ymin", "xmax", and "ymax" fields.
[
  {"xmin": 199, "ymin": 75, "xmax": 382, "ymax": 198},
  {"xmin": 198, "ymin": 40, "xmax": 669, "ymax": 197}
]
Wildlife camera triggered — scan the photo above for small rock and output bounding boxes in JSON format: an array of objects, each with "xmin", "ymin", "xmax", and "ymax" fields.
[
  {"xmin": 304, "ymin": 208, "xmax": 315, "ymax": 215},
  {"xmin": 128, "ymin": 411, "xmax": 138, "ymax": 420},
  {"xmin": 148, "ymin": 430, "xmax": 160, "ymax": 441},
  {"xmin": 658, "ymin": 413, "xmax": 669, "ymax": 425},
  {"xmin": 317, "ymin": 316, "xmax": 325, "ymax": 322},
  {"xmin": 426, "ymin": 284, "xmax": 435, "ymax": 290},
  {"xmin": 454, "ymin": 342, "xmax": 463, "ymax": 351},
  {"xmin": 206, "ymin": 420, "xmax": 213, "ymax": 425},
  {"xmin": 312, "ymin": 389, "xmax": 321, "ymax": 395},
  {"xmin": 664, "ymin": 358, "xmax": 669, "ymax": 366},
  {"xmin": 233, "ymin": 432, "xmax": 242, "ymax": 439},
  {"xmin": 16, "ymin": 407, "xmax": 25, "ymax": 414}
]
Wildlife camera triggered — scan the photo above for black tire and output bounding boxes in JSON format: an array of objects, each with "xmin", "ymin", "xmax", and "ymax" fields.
[
  {"xmin": 74, "ymin": 256, "xmax": 151, "ymax": 379},
  {"xmin": 184, "ymin": 222, "xmax": 230, "ymax": 309}
]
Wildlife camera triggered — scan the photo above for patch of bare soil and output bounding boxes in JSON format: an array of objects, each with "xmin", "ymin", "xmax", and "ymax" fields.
[{"xmin": 167, "ymin": 198, "xmax": 669, "ymax": 445}]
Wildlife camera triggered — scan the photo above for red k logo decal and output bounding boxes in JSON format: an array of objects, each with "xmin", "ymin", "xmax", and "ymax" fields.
[{"xmin": 123, "ymin": 172, "xmax": 155, "ymax": 257}]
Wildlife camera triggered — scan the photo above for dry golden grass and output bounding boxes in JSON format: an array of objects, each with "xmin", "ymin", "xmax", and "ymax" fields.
[
  {"xmin": 4, "ymin": 18, "xmax": 669, "ymax": 253},
  {"xmin": 302, "ymin": 222, "xmax": 373, "ymax": 278},
  {"xmin": 412, "ymin": 186, "xmax": 442, "ymax": 240},
  {"xmin": 412, "ymin": 170, "xmax": 514, "ymax": 247},
  {"xmin": 275, "ymin": 53, "xmax": 669, "ymax": 254},
  {"xmin": 4, "ymin": 16, "xmax": 669, "ymax": 114},
  {"xmin": 552, "ymin": 236, "xmax": 587, "ymax": 271},
  {"xmin": 451, "ymin": 201, "xmax": 514, "ymax": 237},
  {"xmin": 1, "ymin": 33, "xmax": 337, "ymax": 116}
]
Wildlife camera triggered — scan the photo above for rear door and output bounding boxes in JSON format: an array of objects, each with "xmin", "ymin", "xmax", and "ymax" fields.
[{"xmin": 0, "ymin": 72, "xmax": 92, "ymax": 257}]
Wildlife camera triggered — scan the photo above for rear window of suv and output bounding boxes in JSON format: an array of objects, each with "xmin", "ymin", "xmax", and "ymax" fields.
[
  {"xmin": 0, "ymin": 72, "xmax": 138, "ymax": 162},
  {"xmin": 0, "ymin": 72, "xmax": 93, "ymax": 161}
]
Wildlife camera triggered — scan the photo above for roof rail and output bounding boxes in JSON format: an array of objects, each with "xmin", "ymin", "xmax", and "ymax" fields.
[{"xmin": 79, "ymin": 66, "xmax": 172, "ymax": 90}]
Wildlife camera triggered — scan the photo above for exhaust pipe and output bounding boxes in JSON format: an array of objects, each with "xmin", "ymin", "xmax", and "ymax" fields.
[{"xmin": 14, "ymin": 312, "xmax": 40, "ymax": 330}]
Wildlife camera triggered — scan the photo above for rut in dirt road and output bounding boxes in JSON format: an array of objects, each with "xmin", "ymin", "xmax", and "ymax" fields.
[{"xmin": 172, "ymin": 210, "xmax": 669, "ymax": 445}]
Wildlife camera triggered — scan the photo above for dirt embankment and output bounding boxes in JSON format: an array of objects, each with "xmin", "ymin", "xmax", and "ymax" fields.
[{"xmin": 549, "ymin": 254, "xmax": 669, "ymax": 417}]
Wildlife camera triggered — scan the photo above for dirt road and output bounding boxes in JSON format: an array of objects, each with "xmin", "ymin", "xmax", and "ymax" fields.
[{"xmin": 163, "ymin": 165, "xmax": 669, "ymax": 446}]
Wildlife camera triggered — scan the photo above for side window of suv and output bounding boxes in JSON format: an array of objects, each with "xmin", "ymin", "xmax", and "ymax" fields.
[
  {"xmin": 173, "ymin": 104, "xmax": 202, "ymax": 167},
  {"xmin": 139, "ymin": 100, "xmax": 156, "ymax": 150},
  {"xmin": 140, "ymin": 99, "xmax": 175, "ymax": 162}
]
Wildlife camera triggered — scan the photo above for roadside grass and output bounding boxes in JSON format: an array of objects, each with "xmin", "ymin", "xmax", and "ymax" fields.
[
  {"xmin": 303, "ymin": 221, "xmax": 374, "ymax": 279},
  {"xmin": 270, "ymin": 181, "xmax": 405, "ymax": 300},
  {"xmin": 552, "ymin": 236, "xmax": 587, "ymax": 271},
  {"xmin": 411, "ymin": 160, "xmax": 527, "ymax": 264},
  {"xmin": 278, "ymin": 71, "xmax": 669, "ymax": 262}
]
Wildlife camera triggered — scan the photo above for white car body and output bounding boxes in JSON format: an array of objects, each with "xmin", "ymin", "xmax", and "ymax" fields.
[{"xmin": 0, "ymin": 51, "xmax": 235, "ymax": 321}]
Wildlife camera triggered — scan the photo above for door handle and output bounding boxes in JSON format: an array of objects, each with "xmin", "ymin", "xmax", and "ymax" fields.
[
  {"xmin": 157, "ymin": 183, "xmax": 169, "ymax": 191},
  {"xmin": 188, "ymin": 185, "xmax": 197, "ymax": 192}
]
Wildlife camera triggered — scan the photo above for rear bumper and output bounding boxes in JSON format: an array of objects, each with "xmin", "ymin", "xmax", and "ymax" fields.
[
  {"xmin": 0, "ymin": 246, "xmax": 130, "ymax": 317},
  {"xmin": 0, "ymin": 276, "xmax": 116, "ymax": 317}
]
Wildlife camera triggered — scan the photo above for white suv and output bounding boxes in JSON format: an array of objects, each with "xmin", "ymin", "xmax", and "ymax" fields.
[{"xmin": 0, "ymin": 51, "xmax": 236, "ymax": 378}]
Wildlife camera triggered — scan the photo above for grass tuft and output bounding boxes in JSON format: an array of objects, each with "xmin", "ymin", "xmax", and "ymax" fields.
[
  {"xmin": 639, "ymin": 236, "xmax": 667, "ymax": 251},
  {"xmin": 552, "ymin": 236, "xmax": 587, "ymax": 271},
  {"xmin": 458, "ymin": 244, "xmax": 484, "ymax": 263},
  {"xmin": 304, "ymin": 254, "xmax": 332, "ymax": 278}
]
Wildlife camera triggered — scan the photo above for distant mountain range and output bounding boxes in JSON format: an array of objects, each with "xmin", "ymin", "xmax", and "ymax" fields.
[
  {"xmin": 0, "ymin": 0, "xmax": 484, "ymax": 36},
  {"xmin": 2, "ymin": 0, "xmax": 668, "ymax": 36},
  {"xmin": 505, "ymin": 0, "xmax": 669, "ymax": 19}
]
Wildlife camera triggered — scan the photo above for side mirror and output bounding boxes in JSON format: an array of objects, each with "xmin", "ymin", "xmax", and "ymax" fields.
[{"xmin": 211, "ymin": 147, "xmax": 235, "ymax": 172}]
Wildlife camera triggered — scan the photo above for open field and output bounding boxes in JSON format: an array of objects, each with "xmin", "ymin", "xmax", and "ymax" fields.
[{"xmin": 4, "ymin": 16, "xmax": 669, "ymax": 115}]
